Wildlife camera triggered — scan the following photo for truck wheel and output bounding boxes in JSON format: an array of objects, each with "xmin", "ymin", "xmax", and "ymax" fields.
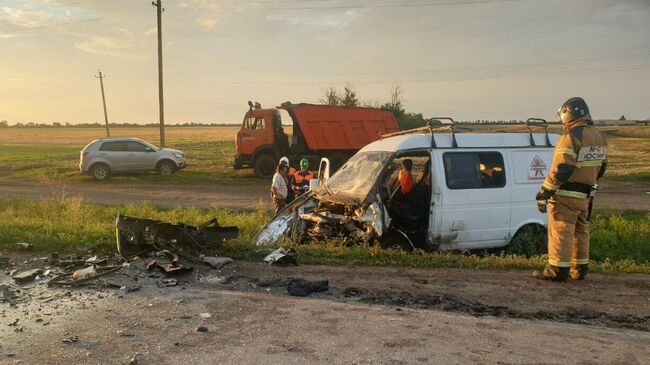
[
  {"xmin": 327, "ymin": 152, "xmax": 348, "ymax": 173},
  {"xmin": 90, "ymin": 163, "xmax": 111, "ymax": 181},
  {"xmin": 254, "ymin": 154, "xmax": 277, "ymax": 179},
  {"xmin": 506, "ymin": 224, "xmax": 547, "ymax": 257}
]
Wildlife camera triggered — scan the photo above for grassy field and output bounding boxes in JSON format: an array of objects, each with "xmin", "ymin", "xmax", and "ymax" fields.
[
  {"xmin": 0, "ymin": 126, "xmax": 264, "ymax": 186},
  {"xmin": 0, "ymin": 198, "xmax": 648, "ymax": 274},
  {"xmin": 1, "ymin": 125, "xmax": 648, "ymax": 185}
]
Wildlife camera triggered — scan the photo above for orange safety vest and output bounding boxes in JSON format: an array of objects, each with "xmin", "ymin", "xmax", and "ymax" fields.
[{"xmin": 294, "ymin": 170, "xmax": 313, "ymax": 186}]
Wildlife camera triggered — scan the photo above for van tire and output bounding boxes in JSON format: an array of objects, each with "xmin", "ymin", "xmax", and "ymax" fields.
[
  {"xmin": 326, "ymin": 152, "xmax": 348, "ymax": 173},
  {"xmin": 157, "ymin": 159, "xmax": 177, "ymax": 175},
  {"xmin": 90, "ymin": 163, "xmax": 111, "ymax": 181},
  {"xmin": 254, "ymin": 154, "xmax": 277, "ymax": 179},
  {"xmin": 380, "ymin": 229, "xmax": 414, "ymax": 252},
  {"xmin": 506, "ymin": 224, "xmax": 547, "ymax": 257}
]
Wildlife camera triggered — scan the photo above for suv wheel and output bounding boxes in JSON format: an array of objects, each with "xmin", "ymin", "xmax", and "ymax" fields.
[
  {"xmin": 91, "ymin": 163, "xmax": 110, "ymax": 181},
  {"xmin": 158, "ymin": 160, "xmax": 176, "ymax": 175}
]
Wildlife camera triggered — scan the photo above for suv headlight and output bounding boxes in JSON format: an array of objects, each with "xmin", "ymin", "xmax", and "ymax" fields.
[{"xmin": 172, "ymin": 152, "xmax": 184, "ymax": 158}]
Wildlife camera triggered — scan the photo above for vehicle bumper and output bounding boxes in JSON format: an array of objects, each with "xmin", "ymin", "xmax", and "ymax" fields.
[
  {"xmin": 234, "ymin": 154, "xmax": 251, "ymax": 169},
  {"xmin": 175, "ymin": 160, "xmax": 187, "ymax": 170}
]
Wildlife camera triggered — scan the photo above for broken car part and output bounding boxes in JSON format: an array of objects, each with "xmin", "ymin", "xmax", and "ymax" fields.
[
  {"xmin": 116, "ymin": 213, "xmax": 239, "ymax": 258},
  {"xmin": 263, "ymin": 248, "xmax": 298, "ymax": 266}
]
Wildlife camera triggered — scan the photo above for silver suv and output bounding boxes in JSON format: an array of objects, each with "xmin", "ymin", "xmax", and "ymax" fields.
[{"xmin": 79, "ymin": 137, "xmax": 186, "ymax": 180}]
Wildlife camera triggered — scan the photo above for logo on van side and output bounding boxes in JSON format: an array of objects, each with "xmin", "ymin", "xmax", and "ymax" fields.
[{"xmin": 529, "ymin": 155, "xmax": 547, "ymax": 180}]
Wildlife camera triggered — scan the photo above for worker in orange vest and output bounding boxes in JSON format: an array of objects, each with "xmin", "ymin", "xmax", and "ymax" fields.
[{"xmin": 293, "ymin": 159, "xmax": 314, "ymax": 197}]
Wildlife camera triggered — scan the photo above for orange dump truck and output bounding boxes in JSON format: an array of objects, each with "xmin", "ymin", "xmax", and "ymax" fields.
[{"xmin": 234, "ymin": 102, "xmax": 399, "ymax": 178}]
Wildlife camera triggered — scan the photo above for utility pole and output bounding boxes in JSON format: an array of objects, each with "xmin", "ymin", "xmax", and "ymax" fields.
[
  {"xmin": 95, "ymin": 69, "xmax": 110, "ymax": 137},
  {"xmin": 153, "ymin": 0, "xmax": 165, "ymax": 147}
]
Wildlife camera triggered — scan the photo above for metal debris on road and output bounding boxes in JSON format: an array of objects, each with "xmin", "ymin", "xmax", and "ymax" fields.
[
  {"xmin": 11, "ymin": 268, "xmax": 43, "ymax": 284},
  {"xmin": 202, "ymin": 256, "xmax": 234, "ymax": 269},
  {"xmin": 287, "ymin": 278, "xmax": 329, "ymax": 297},
  {"xmin": 264, "ymin": 248, "xmax": 298, "ymax": 266}
]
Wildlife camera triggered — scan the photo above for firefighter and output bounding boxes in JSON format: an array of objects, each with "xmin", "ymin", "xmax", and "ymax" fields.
[
  {"xmin": 293, "ymin": 159, "xmax": 314, "ymax": 196},
  {"xmin": 533, "ymin": 97, "xmax": 607, "ymax": 282}
]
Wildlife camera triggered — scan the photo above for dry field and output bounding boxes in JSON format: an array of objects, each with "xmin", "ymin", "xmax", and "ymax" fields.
[{"xmin": 0, "ymin": 126, "xmax": 239, "ymax": 145}]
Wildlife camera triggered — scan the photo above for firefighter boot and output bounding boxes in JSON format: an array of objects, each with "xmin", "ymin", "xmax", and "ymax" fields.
[
  {"xmin": 570, "ymin": 264, "xmax": 589, "ymax": 280},
  {"xmin": 532, "ymin": 265, "xmax": 569, "ymax": 282}
]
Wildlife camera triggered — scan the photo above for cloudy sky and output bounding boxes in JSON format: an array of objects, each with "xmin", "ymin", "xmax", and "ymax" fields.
[{"xmin": 0, "ymin": 0, "xmax": 649, "ymax": 124}]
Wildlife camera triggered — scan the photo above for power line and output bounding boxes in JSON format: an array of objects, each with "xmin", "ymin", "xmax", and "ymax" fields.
[{"xmin": 214, "ymin": 0, "xmax": 518, "ymax": 10}]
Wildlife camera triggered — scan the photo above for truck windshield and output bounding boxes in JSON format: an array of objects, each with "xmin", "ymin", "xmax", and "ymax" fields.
[{"xmin": 324, "ymin": 151, "xmax": 392, "ymax": 202}]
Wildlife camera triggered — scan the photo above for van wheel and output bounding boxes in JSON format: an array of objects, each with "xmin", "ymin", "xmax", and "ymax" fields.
[
  {"xmin": 506, "ymin": 224, "xmax": 547, "ymax": 257},
  {"xmin": 157, "ymin": 160, "xmax": 176, "ymax": 175},
  {"xmin": 254, "ymin": 154, "xmax": 277, "ymax": 179},
  {"xmin": 326, "ymin": 152, "xmax": 348, "ymax": 173},
  {"xmin": 380, "ymin": 229, "xmax": 414, "ymax": 252},
  {"xmin": 91, "ymin": 163, "xmax": 111, "ymax": 181}
]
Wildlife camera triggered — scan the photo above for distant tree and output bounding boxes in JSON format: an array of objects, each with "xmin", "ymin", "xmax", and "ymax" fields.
[
  {"xmin": 320, "ymin": 87, "xmax": 340, "ymax": 106},
  {"xmin": 619, "ymin": 115, "xmax": 626, "ymax": 121},
  {"xmin": 340, "ymin": 83, "xmax": 359, "ymax": 107},
  {"xmin": 52, "ymin": 122, "xmax": 61, "ymax": 127},
  {"xmin": 381, "ymin": 83, "xmax": 405, "ymax": 120},
  {"xmin": 0, "ymin": 120, "xmax": 7, "ymax": 127}
]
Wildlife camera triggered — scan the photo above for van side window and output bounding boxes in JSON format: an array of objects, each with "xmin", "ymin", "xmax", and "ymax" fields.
[
  {"xmin": 443, "ymin": 152, "xmax": 505, "ymax": 189},
  {"xmin": 99, "ymin": 141, "xmax": 126, "ymax": 151}
]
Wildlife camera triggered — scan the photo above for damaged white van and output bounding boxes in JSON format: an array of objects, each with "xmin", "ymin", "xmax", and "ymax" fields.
[{"xmin": 254, "ymin": 119, "xmax": 560, "ymax": 254}]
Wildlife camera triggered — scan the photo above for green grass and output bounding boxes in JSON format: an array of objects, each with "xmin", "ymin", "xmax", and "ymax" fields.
[
  {"xmin": 0, "ymin": 141, "xmax": 265, "ymax": 187},
  {"xmin": 0, "ymin": 198, "xmax": 648, "ymax": 274}
]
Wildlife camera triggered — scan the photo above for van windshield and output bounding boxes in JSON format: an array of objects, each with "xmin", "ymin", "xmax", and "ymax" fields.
[{"xmin": 324, "ymin": 151, "xmax": 392, "ymax": 202}]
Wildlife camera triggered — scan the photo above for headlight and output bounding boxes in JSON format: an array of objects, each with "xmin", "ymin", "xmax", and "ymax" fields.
[{"xmin": 172, "ymin": 152, "xmax": 184, "ymax": 158}]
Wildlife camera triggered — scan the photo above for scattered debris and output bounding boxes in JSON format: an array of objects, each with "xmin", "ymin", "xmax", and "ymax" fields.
[
  {"xmin": 0, "ymin": 284, "xmax": 17, "ymax": 303},
  {"xmin": 8, "ymin": 318, "xmax": 19, "ymax": 327},
  {"xmin": 264, "ymin": 248, "xmax": 298, "ymax": 266},
  {"xmin": 72, "ymin": 266, "xmax": 96, "ymax": 280},
  {"xmin": 195, "ymin": 326, "xmax": 209, "ymax": 333},
  {"xmin": 199, "ymin": 312, "xmax": 211, "ymax": 318},
  {"xmin": 287, "ymin": 278, "xmax": 329, "ymax": 297},
  {"xmin": 129, "ymin": 354, "xmax": 140, "ymax": 365},
  {"xmin": 157, "ymin": 278, "xmax": 178, "ymax": 287},
  {"xmin": 147, "ymin": 250, "xmax": 193, "ymax": 275},
  {"xmin": 15, "ymin": 242, "xmax": 33, "ymax": 250},
  {"xmin": 116, "ymin": 213, "xmax": 238, "ymax": 258},
  {"xmin": 62, "ymin": 336, "xmax": 79, "ymax": 344},
  {"xmin": 11, "ymin": 268, "xmax": 43, "ymax": 284},
  {"xmin": 202, "ymin": 256, "xmax": 234, "ymax": 269}
]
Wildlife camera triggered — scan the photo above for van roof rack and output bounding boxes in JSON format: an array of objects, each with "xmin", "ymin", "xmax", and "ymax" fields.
[
  {"xmin": 379, "ymin": 117, "xmax": 460, "ymax": 148},
  {"xmin": 526, "ymin": 118, "xmax": 551, "ymax": 147}
]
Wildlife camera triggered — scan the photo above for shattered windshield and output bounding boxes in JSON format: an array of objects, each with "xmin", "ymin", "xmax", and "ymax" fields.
[{"xmin": 324, "ymin": 151, "xmax": 392, "ymax": 202}]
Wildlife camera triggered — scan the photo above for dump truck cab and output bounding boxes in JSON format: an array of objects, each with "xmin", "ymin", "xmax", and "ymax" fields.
[
  {"xmin": 254, "ymin": 119, "xmax": 560, "ymax": 254},
  {"xmin": 234, "ymin": 103, "xmax": 289, "ymax": 178},
  {"xmin": 234, "ymin": 102, "xmax": 398, "ymax": 178}
]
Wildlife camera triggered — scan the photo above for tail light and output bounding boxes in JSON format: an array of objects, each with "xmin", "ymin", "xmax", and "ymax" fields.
[{"xmin": 82, "ymin": 151, "xmax": 88, "ymax": 160}]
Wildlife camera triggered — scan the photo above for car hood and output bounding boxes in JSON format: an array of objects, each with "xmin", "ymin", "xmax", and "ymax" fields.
[{"xmin": 161, "ymin": 148, "xmax": 184, "ymax": 155}]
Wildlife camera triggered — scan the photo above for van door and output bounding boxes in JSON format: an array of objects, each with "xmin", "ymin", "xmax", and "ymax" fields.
[{"xmin": 436, "ymin": 151, "xmax": 510, "ymax": 249}]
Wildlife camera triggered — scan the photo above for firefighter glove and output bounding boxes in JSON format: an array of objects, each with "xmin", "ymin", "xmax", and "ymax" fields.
[{"xmin": 536, "ymin": 188, "xmax": 552, "ymax": 214}]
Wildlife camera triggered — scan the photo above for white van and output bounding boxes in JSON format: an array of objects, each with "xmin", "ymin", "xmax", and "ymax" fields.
[{"xmin": 254, "ymin": 120, "xmax": 559, "ymax": 254}]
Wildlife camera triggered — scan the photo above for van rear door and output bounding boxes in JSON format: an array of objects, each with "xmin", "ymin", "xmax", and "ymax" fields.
[{"xmin": 437, "ymin": 150, "xmax": 510, "ymax": 249}]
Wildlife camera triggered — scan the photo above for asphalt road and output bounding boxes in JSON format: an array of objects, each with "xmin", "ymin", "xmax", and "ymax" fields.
[{"xmin": 2, "ymin": 261, "xmax": 649, "ymax": 364}]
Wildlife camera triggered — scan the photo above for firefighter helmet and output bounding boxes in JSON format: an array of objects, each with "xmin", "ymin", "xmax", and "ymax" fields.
[{"xmin": 558, "ymin": 97, "xmax": 591, "ymax": 124}]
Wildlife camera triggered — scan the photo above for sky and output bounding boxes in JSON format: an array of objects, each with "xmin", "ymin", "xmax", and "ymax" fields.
[{"xmin": 0, "ymin": 0, "xmax": 649, "ymax": 125}]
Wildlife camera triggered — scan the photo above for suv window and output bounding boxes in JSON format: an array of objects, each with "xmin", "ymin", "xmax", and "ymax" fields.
[
  {"xmin": 99, "ymin": 141, "xmax": 127, "ymax": 152},
  {"xmin": 443, "ymin": 152, "xmax": 505, "ymax": 189},
  {"xmin": 126, "ymin": 141, "xmax": 149, "ymax": 152}
]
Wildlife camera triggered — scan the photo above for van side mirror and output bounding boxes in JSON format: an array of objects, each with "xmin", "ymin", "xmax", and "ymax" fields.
[{"xmin": 318, "ymin": 157, "xmax": 330, "ymax": 183}]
